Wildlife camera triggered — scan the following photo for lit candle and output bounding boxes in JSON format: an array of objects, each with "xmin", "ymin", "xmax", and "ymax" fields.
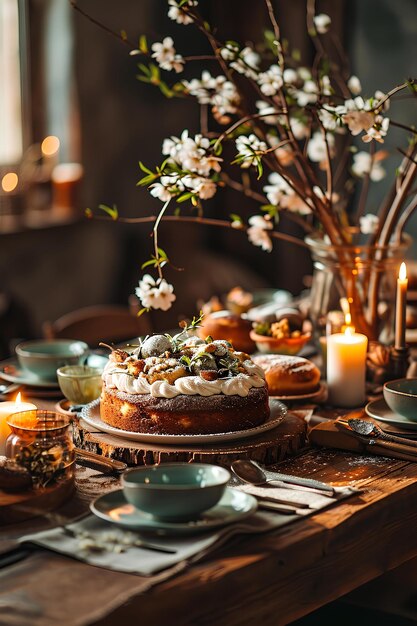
[
  {"xmin": 395, "ymin": 262, "xmax": 408, "ymax": 350},
  {"xmin": 0, "ymin": 393, "xmax": 37, "ymax": 456},
  {"xmin": 327, "ymin": 322, "xmax": 368, "ymax": 407}
]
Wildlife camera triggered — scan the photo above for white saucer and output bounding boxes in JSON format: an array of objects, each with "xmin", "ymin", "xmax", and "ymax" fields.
[
  {"xmin": 365, "ymin": 398, "xmax": 417, "ymax": 431},
  {"xmin": 0, "ymin": 354, "xmax": 108, "ymax": 389},
  {"xmin": 0, "ymin": 358, "xmax": 59, "ymax": 388},
  {"xmin": 90, "ymin": 487, "xmax": 258, "ymax": 535},
  {"xmin": 80, "ymin": 398, "xmax": 287, "ymax": 445}
]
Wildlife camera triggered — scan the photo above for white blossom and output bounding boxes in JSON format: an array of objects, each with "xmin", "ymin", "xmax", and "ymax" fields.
[
  {"xmin": 256, "ymin": 101, "xmax": 280, "ymax": 125},
  {"xmin": 283, "ymin": 68, "xmax": 298, "ymax": 84},
  {"xmin": 257, "ymin": 65, "xmax": 283, "ymax": 96},
  {"xmin": 352, "ymin": 151, "xmax": 386, "ymax": 181},
  {"xmin": 293, "ymin": 80, "xmax": 319, "ymax": 106},
  {"xmin": 167, "ymin": 0, "xmax": 197, "ymax": 25},
  {"xmin": 151, "ymin": 37, "xmax": 184, "ymax": 73},
  {"xmin": 247, "ymin": 215, "xmax": 273, "ymax": 252},
  {"xmin": 360, "ymin": 213, "xmax": 380, "ymax": 235},
  {"xmin": 149, "ymin": 183, "xmax": 172, "ymax": 201},
  {"xmin": 135, "ymin": 274, "xmax": 176, "ymax": 311},
  {"xmin": 348, "ymin": 75, "xmax": 362, "ymax": 95},
  {"xmin": 290, "ymin": 117, "xmax": 309, "ymax": 140},
  {"xmin": 314, "ymin": 13, "xmax": 331, "ymax": 34},
  {"xmin": 183, "ymin": 72, "xmax": 240, "ymax": 117},
  {"xmin": 342, "ymin": 110, "xmax": 375, "ymax": 136},
  {"xmin": 307, "ymin": 132, "xmax": 335, "ymax": 163},
  {"xmin": 235, "ymin": 134, "xmax": 267, "ymax": 168},
  {"xmin": 362, "ymin": 116, "xmax": 390, "ymax": 143},
  {"xmin": 263, "ymin": 172, "xmax": 311, "ymax": 214}
]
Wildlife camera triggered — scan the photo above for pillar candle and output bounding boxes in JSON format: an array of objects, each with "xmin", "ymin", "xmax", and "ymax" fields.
[
  {"xmin": 327, "ymin": 327, "xmax": 368, "ymax": 407},
  {"xmin": 0, "ymin": 395, "xmax": 37, "ymax": 456},
  {"xmin": 395, "ymin": 262, "xmax": 408, "ymax": 350}
]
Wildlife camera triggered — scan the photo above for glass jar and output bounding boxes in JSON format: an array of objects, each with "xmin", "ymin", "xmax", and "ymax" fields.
[
  {"xmin": 6, "ymin": 410, "xmax": 75, "ymax": 490},
  {"xmin": 306, "ymin": 231, "xmax": 411, "ymax": 345}
]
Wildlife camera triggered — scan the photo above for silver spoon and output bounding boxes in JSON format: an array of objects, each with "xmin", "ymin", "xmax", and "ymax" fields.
[
  {"xmin": 347, "ymin": 418, "xmax": 417, "ymax": 448},
  {"xmin": 230, "ymin": 460, "xmax": 334, "ymax": 498}
]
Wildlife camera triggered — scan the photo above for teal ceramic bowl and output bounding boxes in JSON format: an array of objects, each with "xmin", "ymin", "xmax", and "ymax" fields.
[
  {"xmin": 383, "ymin": 378, "xmax": 417, "ymax": 422},
  {"xmin": 16, "ymin": 339, "xmax": 89, "ymax": 382},
  {"xmin": 122, "ymin": 463, "xmax": 231, "ymax": 521}
]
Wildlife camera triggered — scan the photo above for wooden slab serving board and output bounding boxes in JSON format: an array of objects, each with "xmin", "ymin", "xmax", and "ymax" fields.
[
  {"xmin": 0, "ymin": 480, "xmax": 74, "ymax": 525},
  {"xmin": 73, "ymin": 412, "xmax": 307, "ymax": 467}
]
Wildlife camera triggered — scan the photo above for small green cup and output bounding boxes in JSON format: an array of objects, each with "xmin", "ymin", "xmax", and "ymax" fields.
[{"xmin": 57, "ymin": 365, "xmax": 102, "ymax": 405}]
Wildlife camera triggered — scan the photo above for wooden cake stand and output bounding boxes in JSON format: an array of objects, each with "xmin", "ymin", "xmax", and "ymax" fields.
[{"xmin": 73, "ymin": 411, "xmax": 307, "ymax": 467}]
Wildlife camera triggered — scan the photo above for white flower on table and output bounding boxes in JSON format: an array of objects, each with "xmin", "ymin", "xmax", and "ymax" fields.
[
  {"xmin": 314, "ymin": 13, "xmax": 331, "ymax": 34},
  {"xmin": 257, "ymin": 65, "xmax": 283, "ymax": 96},
  {"xmin": 167, "ymin": 0, "xmax": 197, "ymax": 25},
  {"xmin": 352, "ymin": 151, "xmax": 386, "ymax": 181},
  {"xmin": 135, "ymin": 274, "xmax": 176, "ymax": 311},
  {"xmin": 151, "ymin": 37, "xmax": 184, "ymax": 73},
  {"xmin": 235, "ymin": 134, "xmax": 267, "ymax": 168},
  {"xmin": 360, "ymin": 213, "xmax": 380, "ymax": 235},
  {"xmin": 247, "ymin": 215, "xmax": 273, "ymax": 252}
]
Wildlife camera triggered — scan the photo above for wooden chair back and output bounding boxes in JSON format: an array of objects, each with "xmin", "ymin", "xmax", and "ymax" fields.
[{"xmin": 43, "ymin": 304, "xmax": 152, "ymax": 347}]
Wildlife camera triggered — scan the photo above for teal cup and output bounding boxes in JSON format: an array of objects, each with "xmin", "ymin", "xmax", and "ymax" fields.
[
  {"xmin": 122, "ymin": 463, "xmax": 231, "ymax": 521},
  {"xmin": 16, "ymin": 339, "xmax": 89, "ymax": 382},
  {"xmin": 383, "ymin": 378, "xmax": 417, "ymax": 421}
]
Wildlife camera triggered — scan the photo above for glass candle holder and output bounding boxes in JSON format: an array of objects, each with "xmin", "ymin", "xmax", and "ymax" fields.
[
  {"xmin": 6, "ymin": 410, "xmax": 75, "ymax": 490},
  {"xmin": 57, "ymin": 365, "xmax": 103, "ymax": 405}
]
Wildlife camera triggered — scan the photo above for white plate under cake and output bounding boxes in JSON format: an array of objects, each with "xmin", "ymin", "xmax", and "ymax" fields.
[{"xmin": 100, "ymin": 331, "xmax": 270, "ymax": 435}]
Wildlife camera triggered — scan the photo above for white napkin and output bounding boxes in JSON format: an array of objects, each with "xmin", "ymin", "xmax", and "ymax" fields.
[
  {"xmin": 18, "ymin": 479, "xmax": 358, "ymax": 576},
  {"xmin": 18, "ymin": 512, "xmax": 279, "ymax": 576}
]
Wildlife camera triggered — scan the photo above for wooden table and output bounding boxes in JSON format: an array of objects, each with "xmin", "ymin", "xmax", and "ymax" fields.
[{"xmin": 4, "ymin": 395, "xmax": 417, "ymax": 625}]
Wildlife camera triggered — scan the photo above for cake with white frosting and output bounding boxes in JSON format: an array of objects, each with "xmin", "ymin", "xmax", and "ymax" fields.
[{"xmin": 100, "ymin": 331, "xmax": 269, "ymax": 435}]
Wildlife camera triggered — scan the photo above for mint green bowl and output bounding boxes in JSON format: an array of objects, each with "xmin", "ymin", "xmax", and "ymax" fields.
[
  {"xmin": 383, "ymin": 378, "xmax": 417, "ymax": 422},
  {"xmin": 122, "ymin": 463, "xmax": 231, "ymax": 521},
  {"xmin": 16, "ymin": 339, "xmax": 89, "ymax": 382}
]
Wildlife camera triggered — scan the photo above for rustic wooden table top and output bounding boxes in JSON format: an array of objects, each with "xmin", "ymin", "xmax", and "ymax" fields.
[{"xmin": 4, "ymin": 394, "xmax": 417, "ymax": 625}]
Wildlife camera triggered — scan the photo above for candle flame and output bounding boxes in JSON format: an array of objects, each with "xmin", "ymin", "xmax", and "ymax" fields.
[
  {"xmin": 41, "ymin": 135, "xmax": 60, "ymax": 156},
  {"xmin": 345, "ymin": 312, "xmax": 351, "ymax": 326},
  {"xmin": 344, "ymin": 325, "xmax": 355, "ymax": 337},
  {"xmin": 14, "ymin": 392, "xmax": 22, "ymax": 404},
  {"xmin": 1, "ymin": 172, "xmax": 18, "ymax": 193},
  {"xmin": 399, "ymin": 262, "xmax": 407, "ymax": 281}
]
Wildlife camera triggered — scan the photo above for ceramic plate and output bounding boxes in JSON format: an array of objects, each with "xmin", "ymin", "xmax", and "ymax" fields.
[
  {"xmin": 80, "ymin": 398, "xmax": 287, "ymax": 445},
  {"xmin": 0, "ymin": 354, "xmax": 108, "ymax": 389},
  {"xmin": 365, "ymin": 398, "xmax": 417, "ymax": 431},
  {"xmin": 270, "ymin": 382, "xmax": 326, "ymax": 403},
  {"xmin": 90, "ymin": 487, "xmax": 258, "ymax": 535}
]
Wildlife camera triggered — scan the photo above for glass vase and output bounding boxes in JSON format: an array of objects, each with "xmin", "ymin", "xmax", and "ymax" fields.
[{"xmin": 306, "ymin": 231, "xmax": 411, "ymax": 345}]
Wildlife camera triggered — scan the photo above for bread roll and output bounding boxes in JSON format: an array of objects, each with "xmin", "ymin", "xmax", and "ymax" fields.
[
  {"xmin": 252, "ymin": 354, "xmax": 320, "ymax": 396},
  {"xmin": 197, "ymin": 311, "xmax": 255, "ymax": 353}
]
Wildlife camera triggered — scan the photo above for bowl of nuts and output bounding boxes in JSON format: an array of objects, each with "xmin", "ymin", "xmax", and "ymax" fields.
[{"xmin": 249, "ymin": 311, "xmax": 311, "ymax": 355}]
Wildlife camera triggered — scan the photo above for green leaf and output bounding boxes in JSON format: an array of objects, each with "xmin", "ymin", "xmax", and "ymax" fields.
[
  {"xmin": 159, "ymin": 81, "xmax": 174, "ymax": 98},
  {"xmin": 177, "ymin": 191, "xmax": 195, "ymax": 203},
  {"xmin": 149, "ymin": 63, "xmax": 160, "ymax": 81},
  {"xmin": 85, "ymin": 208, "xmax": 93, "ymax": 219},
  {"xmin": 137, "ymin": 63, "xmax": 151, "ymax": 76},
  {"xmin": 136, "ymin": 76, "xmax": 152, "ymax": 84},
  {"xmin": 137, "ymin": 307, "xmax": 149, "ymax": 317},
  {"xmin": 230, "ymin": 213, "xmax": 242, "ymax": 223},
  {"xmin": 256, "ymin": 158, "xmax": 264, "ymax": 180},
  {"xmin": 138, "ymin": 161, "xmax": 153, "ymax": 175},
  {"xmin": 120, "ymin": 30, "xmax": 128, "ymax": 41},
  {"xmin": 139, "ymin": 34, "xmax": 148, "ymax": 54},
  {"xmin": 141, "ymin": 259, "xmax": 157, "ymax": 269},
  {"xmin": 98, "ymin": 203, "xmax": 118, "ymax": 220}
]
